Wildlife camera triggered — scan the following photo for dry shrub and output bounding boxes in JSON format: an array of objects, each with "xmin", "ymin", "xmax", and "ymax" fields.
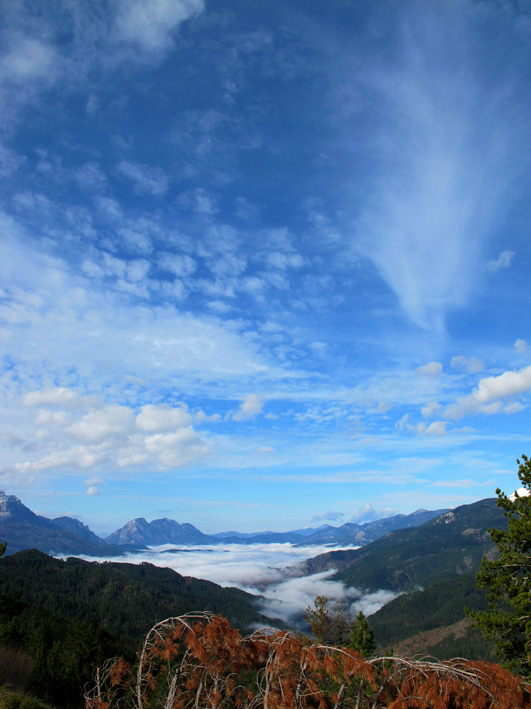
[{"xmin": 85, "ymin": 613, "xmax": 531, "ymax": 708}]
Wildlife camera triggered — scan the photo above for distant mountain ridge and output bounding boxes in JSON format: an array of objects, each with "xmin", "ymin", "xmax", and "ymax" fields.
[
  {"xmin": 290, "ymin": 498, "xmax": 505, "ymax": 591},
  {"xmin": 105, "ymin": 508, "xmax": 449, "ymax": 547},
  {"xmin": 0, "ymin": 488, "xmax": 451, "ymax": 555},
  {"xmin": 0, "ymin": 490, "xmax": 133, "ymax": 556},
  {"xmin": 106, "ymin": 517, "xmax": 214, "ymax": 545}
]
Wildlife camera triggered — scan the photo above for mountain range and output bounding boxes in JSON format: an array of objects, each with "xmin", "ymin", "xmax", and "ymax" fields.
[
  {"xmin": 0, "ymin": 487, "xmax": 509, "ymax": 661},
  {"xmin": 104, "ymin": 507, "xmax": 449, "ymax": 547},
  {"xmin": 0, "ymin": 489, "xmax": 448, "ymax": 556}
]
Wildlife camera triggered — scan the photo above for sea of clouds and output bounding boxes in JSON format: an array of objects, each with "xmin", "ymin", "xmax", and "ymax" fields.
[{"xmin": 71, "ymin": 543, "xmax": 401, "ymax": 626}]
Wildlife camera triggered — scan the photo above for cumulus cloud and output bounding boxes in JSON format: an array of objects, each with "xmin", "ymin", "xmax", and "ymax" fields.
[
  {"xmin": 136, "ymin": 404, "xmax": 192, "ymax": 432},
  {"xmin": 350, "ymin": 504, "xmax": 397, "ymax": 524},
  {"xmin": 17, "ymin": 388, "xmax": 208, "ymax": 475},
  {"xmin": 450, "ymin": 355, "xmax": 484, "ymax": 374},
  {"xmin": 415, "ymin": 362, "xmax": 442, "ymax": 377},
  {"xmin": 86, "ymin": 486, "xmax": 100, "ymax": 496},
  {"xmin": 485, "ymin": 250, "xmax": 514, "ymax": 273},
  {"xmin": 66, "ymin": 405, "xmax": 135, "ymax": 443},
  {"xmin": 233, "ymin": 394, "xmax": 264, "ymax": 422},
  {"xmin": 445, "ymin": 364, "xmax": 531, "ymax": 419},
  {"xmin": 515, "ymin": 339, "xmax": 528, "ymax": 353}
]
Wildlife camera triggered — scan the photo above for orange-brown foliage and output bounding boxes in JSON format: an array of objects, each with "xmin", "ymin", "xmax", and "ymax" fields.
[{"xmin": 85, "ymin": 613, "xmax": 531, "ymax": 709}]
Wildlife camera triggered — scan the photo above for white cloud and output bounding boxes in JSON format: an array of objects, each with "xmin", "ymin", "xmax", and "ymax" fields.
[
  {"xmin": 416, "ymin": 420, "xmax": 449, "ymax": 436},
  {"xmin": 117, "ymin": 160, "xmax": 168, "ymax": 196},
  {"xmin": 416, "ymin": 362, "xmax": 442, "ymax": 377},
  {"xmin": 421, "ymin": 401, "xmax": 441, "ymax": 418},
  {"xmin": 114, "ymin": 0, "xmax": 204, "ymax": 53},
  {"xmin": 397, "ymin": 414, "xmax": 449, "ymax": 436},
  {"xmin": 445, "ymin": 364, "xmax": 531, "ymax": 419},
  {"xmin": 486, "ymin": 250, "xmax": 514, "ymax": 273},
  {"xmin": 69, "ymin": 544, "xmax": 399, "ymax": 626},
  {"xmin": 158, "ymin": 253, "xmax": 197, "ymax": 277},
  {"xmin": 66, "ymin": 405, "xmax": 135, "ymax": 444},
  {"xmin": 233, "ymin": 394, "xmax": 264, "ymax": 422},
  {"xmin": 0, "ymin": 36, "xmax": 58, "ymax": 84},
  {"xmin": 350, "ymin": 589, "xmax": 402, "ymax": 617},
  {"xmin": 136, "ymin": 404, "xmax": 192, "ymax": 432},
  {"xmin": 509, "ymin": 487, "xmax": 531, "ymax": 502},
  {"xmin": 354, "ymin": 3, "xmax": 523, "ymax": 330},
  {"xmin": 350, "ymin": 504, "xmax": 397, "ymax": 524},
  {"xmin": 450, "ymin": 355, "xmax": 484, "ymax": 374},
  {"xmin": 143, "ymin": 429, "xmax": 208, "ymax": 468},
  {"xmin": 86, "ymin": 486, "xmax": 100, "ymax": 496},
  {"xmin": 515, "ymin": 338, "xmax": 528, "ymax": 353},
  {"xmin": 24, "ymin": 387, "xmax": 87, "ymax": 409}
]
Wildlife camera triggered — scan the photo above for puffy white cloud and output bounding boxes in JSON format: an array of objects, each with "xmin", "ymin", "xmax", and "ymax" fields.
[
  {"xmin": 86, "ymin": 486, "xmax": 100, "ymax": 496},
  {"xmin": 445, "ymin": 364, "xmax": 531, "ymax": 419},
  {"xmin": 515, "ymin": 338, "xmax": 528, "ymax": 353},
  {"xmin": 66, "ymin": 405, "xmax": 135, "ymax": 444},
  {"xmin": 509, "ymin": 487, "xmax": 531, "ymax": 502},
  {"xmin": 473, "ymin": 366, "xmax": 531, "ymax": 403},
  {"xmin": 14, "ymin": 387, "xmax": 209, "ymax": 477},
  {"xmin": 136, "ymin": 404, "xmax": 192, "ymax": 432},
  {"xmin": 233, "ymin": 394, "xmax": 264, "ymax": 422},
  {"xmin": 415, "ymin": 362, "xmax": 442, "ymax": 377},
  {"xmin": 350, "ymin": 504, "xmax": 396, "ymax": 524},
  {"xmin": 143, "ymin": 429, "xmax": 208, "ymax": 468},
  {"xmin": 450, "ymin": 355, "xmax": 484, "ymax": 374},
  {"xmin": 486, "ymin": 250, "xmax": 514, "ymax": 273}
]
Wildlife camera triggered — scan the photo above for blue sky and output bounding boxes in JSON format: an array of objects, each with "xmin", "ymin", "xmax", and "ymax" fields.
[{"xmin": 1, "ymin": 0, "xmax": 531, "ymax": 535}]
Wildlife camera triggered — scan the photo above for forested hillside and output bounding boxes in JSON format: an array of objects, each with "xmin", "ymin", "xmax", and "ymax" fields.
[{"xmin": 0, "ymin": 549, "xmax": 276, "ymax": 707}]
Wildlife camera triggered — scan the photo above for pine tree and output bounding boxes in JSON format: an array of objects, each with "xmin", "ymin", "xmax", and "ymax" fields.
[
  {"xmin": 469, "ymin": 455, "xmax": 531, "ymax": 676},
  {"xmin": 349, "ymin": 611, "xmax": 376, "ymax": 658},
  {"xmin": 304, "ymin": 595, "xmax": 329, "ymax": 644}
]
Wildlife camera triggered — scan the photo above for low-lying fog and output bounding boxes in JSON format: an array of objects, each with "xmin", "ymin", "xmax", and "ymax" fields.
[{"xmin": 69, "ymin": 543, "xmax": 401, "ymax": 626}]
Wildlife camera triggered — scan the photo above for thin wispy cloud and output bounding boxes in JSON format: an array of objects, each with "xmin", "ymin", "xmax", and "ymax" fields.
[{"xmin": 353, "ymin": 1, "xmax": 527, "ymax": 331}]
